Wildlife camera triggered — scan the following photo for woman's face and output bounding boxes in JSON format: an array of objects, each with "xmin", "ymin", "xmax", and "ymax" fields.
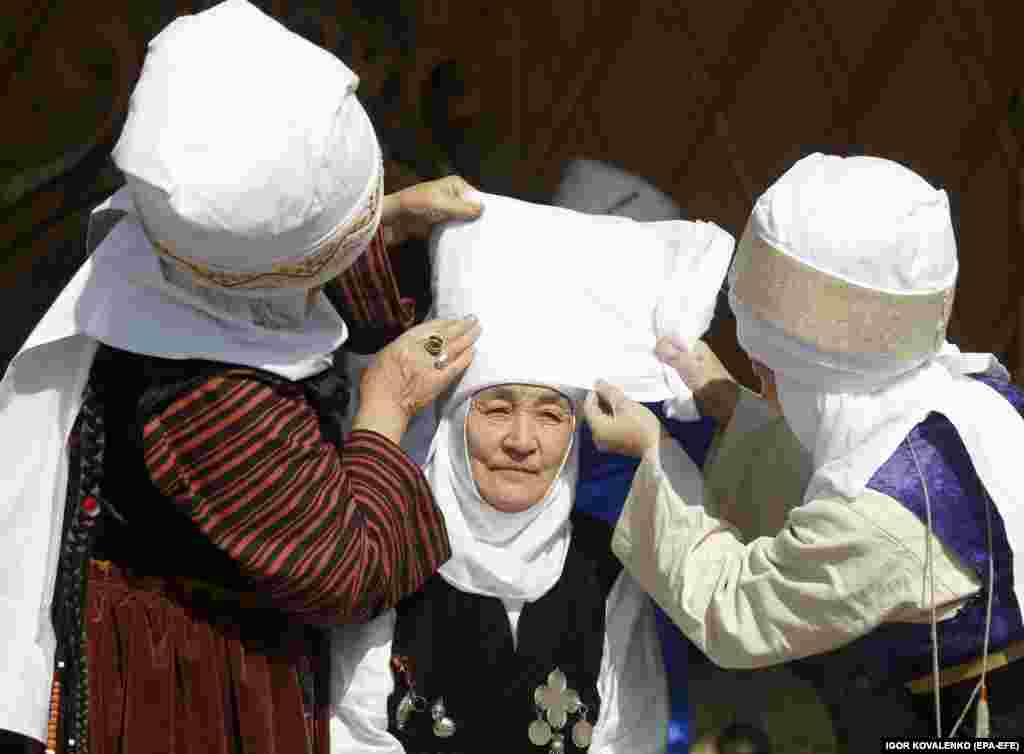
[{"xmin": 465, "ymin": 384, "xmax": 574, "ymax": 513}]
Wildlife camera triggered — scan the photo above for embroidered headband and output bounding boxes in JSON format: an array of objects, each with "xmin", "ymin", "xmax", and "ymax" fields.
[
  {"xmin": 731, "ymin": 226, "xmax": 955, "ymax": 361},
  {"xmin": 151, "ymin": 165, "xmax": 383, "ymax": 292}
]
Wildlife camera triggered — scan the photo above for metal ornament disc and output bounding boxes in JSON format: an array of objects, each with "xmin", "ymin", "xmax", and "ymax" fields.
[
  {"xmin": 572, "ymin": 719, "xmax": 594, "ymax": 749},
  {"xmin": 396, "ymin": 694, "xmax": 415, "ymax": 730},
  {"xmin": 565, "ymin": 689, "xmax": 581, "ymax": 714},
  {"xmin": 547, "ymin": 668, "xmax": 568, "ymax": 692},
  {"xmin": 430, "ymin": 698, "xmax": 446, "ymax": 721},
  {"xmin": 549, "ymin": 732, "xmax": 566, "ymax": 754},
  {"xmin": 433, "ymin": 716, "xmax": 457, "ymax": 738},
  {"xmin": 546, "ymin": 706, "xmax": 568, "ymax": 730},
  {"xmin": 534, "ymin": 685, "xmax": 547, "ymax": 707},
  {"xmin": 528, "ymin": 719, "xmax": 553, "ymax": 746}
]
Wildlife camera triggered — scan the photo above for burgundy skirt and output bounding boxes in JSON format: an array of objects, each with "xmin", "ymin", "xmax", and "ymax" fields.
[{"xmin": 83, "ymin": 561, "xmax": 329, "ymax": 754}]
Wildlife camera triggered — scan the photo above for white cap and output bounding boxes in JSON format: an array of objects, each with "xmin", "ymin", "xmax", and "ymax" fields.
[
  {"xmin": 112, "ymin": 0, "xmax": 382, "ymax": 295},
  {"xmin": 731, "ymin": 153, "xmax": 958, "ymax": 389}
]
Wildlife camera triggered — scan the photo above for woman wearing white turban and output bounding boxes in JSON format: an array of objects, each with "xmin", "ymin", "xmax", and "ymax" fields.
[
  {"xmin": 586, "ymin": 154, "xmax": 1024, "ymax": 747},
  {"xmin": 330, "ymin": 191, "xmax": 736, "ymax": 754},
  {"xmin": 330, "ymin": 378, "xmax": 669, "ymax": 754}
]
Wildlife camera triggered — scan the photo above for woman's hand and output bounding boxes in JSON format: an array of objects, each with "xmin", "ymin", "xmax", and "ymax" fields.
[
  {"xmin": 655, "ymin": 336, "xmax": 740, "ymax": 426},
  {"xmin": 353, "ymin": 316, "xmax": 481, "ymax": 444},
  {"xmin": 381, "ymin": 175, "xmax": 483, "ymax": 246},
  {"xmin": 582, "ymin": 380, "xmax": 663, "ymax": 459}
]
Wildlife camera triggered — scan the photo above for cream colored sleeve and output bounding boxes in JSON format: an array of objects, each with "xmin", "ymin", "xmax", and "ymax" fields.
[{"xmin": 611, "ymin": 418, "xmax": 979, "ymax": 669}]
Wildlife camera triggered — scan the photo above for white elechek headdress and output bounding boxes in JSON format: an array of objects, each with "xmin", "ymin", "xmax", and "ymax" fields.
[{"xmin": 422, "ymin": 192, "xmax": 734, "ymax": 600}]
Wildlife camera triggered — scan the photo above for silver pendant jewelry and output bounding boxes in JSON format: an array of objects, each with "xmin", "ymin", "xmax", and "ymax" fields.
[
  {"xmin": 546, "ymin": 705, "xmax": 568, "ymax": 730},
  {"xmin": 565, "ymin": 689, "xmax": 581, "ymax": 714},
  {"xmin": 532, "ymin": 667, "xmax": 593, "ymax": 749},
  {"xmin": 396, "ymin": 692, "xmax": 416, "ymax": 730},
  {"xmin": 432, "ymin": 716, "xmax": 457, "ymax": 738},
  {"xmin": 572, "ymin": 702, "xmax": 593, "ymax": 749},
  {"xmin": 571, "ymin": 719, "xmax": 594, "ymax": 749},
  {"xmin": 430, "ymin": 697, "xmax": 446, "ymax": 721},
  {"xmin": 549, "ymin": 732, "xmax": 565, "ymax": 754},
  {"xmin": 390, "ymin": 655, "xmax": 427, "ymax": 732},
  {"xmin": 430, "ymin": 697, "xmax": 456, "ymax": 738},
  {"xmin": 534, "ymin": 667, "xmax": 574, "ymax": 731},
  {"xmin": 528, "ymin": 718, "xmax": 553, "ymax": 746}
]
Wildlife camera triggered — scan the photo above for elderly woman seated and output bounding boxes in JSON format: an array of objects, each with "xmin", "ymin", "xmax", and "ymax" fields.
[
  {"xmin": 330, "ymin": 376, "xmax": 668, "ymax": 753},
  {"xmin": 330, "ymin": 191, "xmax": 734, "ymax": 754}
]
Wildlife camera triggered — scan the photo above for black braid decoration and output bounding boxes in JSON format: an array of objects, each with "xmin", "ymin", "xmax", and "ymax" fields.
[{"xmin": 50, "ymin": 379, "xmax": 106, "ymax": 754}]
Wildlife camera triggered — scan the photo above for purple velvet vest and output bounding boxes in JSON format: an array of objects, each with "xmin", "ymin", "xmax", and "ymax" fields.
[{"xmin": 803, "ymin": 375, "xmax": 1024, "ymax": 690}]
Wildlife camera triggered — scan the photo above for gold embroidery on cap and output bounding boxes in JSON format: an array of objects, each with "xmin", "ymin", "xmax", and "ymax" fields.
[
  {"xmin": 154, "ymin": 170, "xmax": 383, "ymax": 290},
  {"xmin": 732, "ymin": 230, "xmax": 954, "ymax": 359}
]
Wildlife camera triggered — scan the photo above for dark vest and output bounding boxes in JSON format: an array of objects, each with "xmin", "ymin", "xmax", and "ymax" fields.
[
  {"xmin": 794, "ymin": 374, "xmax": 1024, "ymax": 692},
  {"xmin": 87, "ymin": 343, "xmax": 349, "ymax": 584},
  {"xmin": 387, "ymin": 511, "xmax": 622, "ymax": 754},
  {"xmin": 49, "ymin": 344, "xmax": 351, "ymax": 752}
]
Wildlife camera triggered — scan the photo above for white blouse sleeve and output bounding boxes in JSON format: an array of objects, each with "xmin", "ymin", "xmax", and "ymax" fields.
[
  {"xmin": 590, "ymin": 570, "xmax": 670, "ymax": 754},
  {"xmin": 329, "ymin": 609, "xmax": 406, "ymax": 754}
]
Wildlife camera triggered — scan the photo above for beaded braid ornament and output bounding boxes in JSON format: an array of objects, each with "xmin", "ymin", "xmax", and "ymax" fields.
[
  {"xmin": 390, "ymin": 655, "xmax": 457, "ymax": 738},
  {"xmin": 47, "ymin": 381, "xmax": 107, "ymax": 754}
]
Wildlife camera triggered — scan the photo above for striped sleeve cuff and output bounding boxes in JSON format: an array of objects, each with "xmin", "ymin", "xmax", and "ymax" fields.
[
  {"xmin": 343, "ymin": 429, "xmax": 451, "ymax": 606},
  {"xmin": 327, "ymin": 228, "xmax": 417, "ymax": 353},
  {"xmin": 142, "ymin": 376, "xmax": 449, "ymax": 624}
]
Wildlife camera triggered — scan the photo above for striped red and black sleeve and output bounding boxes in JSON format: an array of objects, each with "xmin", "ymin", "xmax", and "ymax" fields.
[
  {"xmin": 328, "ymin": 227, "xmax": 418, "ymax": 353},
  {"xmin": 141, "ymin": 372, "xmax": 451, "ymax": 624}
]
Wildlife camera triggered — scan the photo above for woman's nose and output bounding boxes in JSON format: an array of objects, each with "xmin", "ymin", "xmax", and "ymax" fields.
[{"xmin": 502, "ymin": 413, "xmax": 537, "ymax": 454}]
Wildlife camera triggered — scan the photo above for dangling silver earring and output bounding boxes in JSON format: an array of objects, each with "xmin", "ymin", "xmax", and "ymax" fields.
[{"xmin": 430, "ymin": 697, "xmax": 457, "ymax": 738}]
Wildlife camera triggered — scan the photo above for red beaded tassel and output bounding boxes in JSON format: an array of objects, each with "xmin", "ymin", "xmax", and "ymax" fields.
[{"xmin": 46, "ymin": 666, "xmax": 62, "ymax": 754}]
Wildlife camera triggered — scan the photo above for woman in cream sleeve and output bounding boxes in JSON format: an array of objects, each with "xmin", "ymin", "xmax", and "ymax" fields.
[{"xmin": 585, "ymin": 154, "xmax": 1024, "ymax": 748}]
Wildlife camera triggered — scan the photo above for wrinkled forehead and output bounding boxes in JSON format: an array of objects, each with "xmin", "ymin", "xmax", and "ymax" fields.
[{"xmin": 470, "ymin": 383, "xmax": 575, "ymax": 412}]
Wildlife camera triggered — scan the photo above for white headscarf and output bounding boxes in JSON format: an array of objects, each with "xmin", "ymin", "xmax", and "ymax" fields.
[
  {"xmin": 421, "ymin": 191, "xmax": 734, "ymax": 600},
  {"xmin": 427, "ymin": 388, "xmax": 582, "ymax": 601},
  {"xmin": 730, "ymin": 153, "xmax": 1024, "ymax": 607},
  {"xmin": 0, "ymin": 0, "xmax": 383, "ymax": 742}
]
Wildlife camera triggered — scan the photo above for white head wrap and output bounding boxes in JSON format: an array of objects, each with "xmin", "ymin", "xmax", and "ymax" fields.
[
  {"xmin": 730, "ymin": 153, "xmax": 1024, "ymax": 606},
  {"xmin": 423, "ymin": 192, "xmax": 734, "ymax": 600},
  {"xmin": 0, "ymin": 0, "xmax": 382, "ymax": 741}
]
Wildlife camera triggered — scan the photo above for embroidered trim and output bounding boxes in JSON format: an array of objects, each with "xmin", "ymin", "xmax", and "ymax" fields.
[
  {"xmin": 154, "ymin": 170, "xmax": 383, "ymax": 291},
  {"xmin": 50, "ymin": 381, "xmax": 107, "ymax": 754},
  {"xmin": 732, "ymin": 228, "xmax": 955, "ymax": 359}
]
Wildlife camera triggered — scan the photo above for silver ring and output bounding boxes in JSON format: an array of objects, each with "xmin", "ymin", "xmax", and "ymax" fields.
[{"xmin": 433, "ymin": 351, "xmax": 449, "ymax": 370}]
